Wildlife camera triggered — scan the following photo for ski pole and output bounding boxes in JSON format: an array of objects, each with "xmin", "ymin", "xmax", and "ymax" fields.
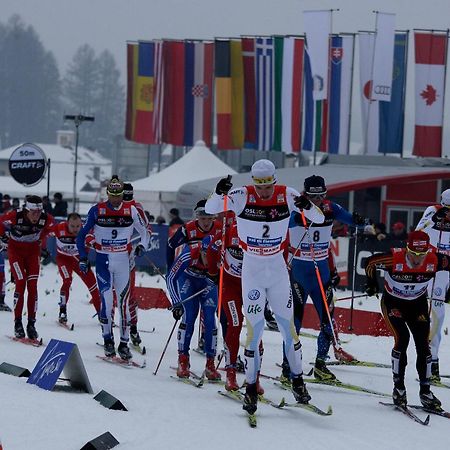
[
  {"xmin": 167, "ymin": 286, "xmax": 210, "ymax": 310},
  {"xmin": 349, "ymin": 227, "xmax": 358, "ymax": 331},
  {"xmin": 300, "ymin": 211, "xmax": 341, "ymax": 349},
  {"xmin": 217, "ymin": 191, "xmax": 229, "ymax": 321},
  {"xmin": 334, "ymin": 293, "xmax": 367, "ymax": 302},
  {"xmin": 143, "ymin": 254, "xmax": 166, "ymax": 282},
  {"xmin": 153, "ymin": 319, "xmax": 179, "ymax": 375}
]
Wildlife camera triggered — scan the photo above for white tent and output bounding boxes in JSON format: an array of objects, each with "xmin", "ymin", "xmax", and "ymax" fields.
[{"xmin": 133, "ymin": 141, "xmax": 236, "ymax": 218}]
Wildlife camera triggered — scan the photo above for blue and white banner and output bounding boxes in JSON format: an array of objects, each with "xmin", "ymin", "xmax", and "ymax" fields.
[
  {"xmin": 256, "ymin": 37, "xmax": 274, "ymax": 151},
  {"xmin": 328, "ymin": 34, "xmax": 354, "ymax": 154},
  {"xmin": 359, "ymin": 32, "xmax": 407, "ymax": 154}
]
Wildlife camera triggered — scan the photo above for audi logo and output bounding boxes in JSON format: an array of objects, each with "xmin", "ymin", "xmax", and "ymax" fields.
[{"xmin": 374, "ymin": 85, "xmax": 391, "ymax": 95}]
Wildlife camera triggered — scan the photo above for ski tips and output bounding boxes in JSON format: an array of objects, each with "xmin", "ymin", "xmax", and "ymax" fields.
[
  {"xmin": 326, "ymin": 405, "xmax": 333, "ymax": 415},
  {"xmin": 424, "ymin": 414, "xmax": 431, "ymax": 425},
  {"xmin": 307, "ymin": 367, "xmax": 314, "ymax": 377}
]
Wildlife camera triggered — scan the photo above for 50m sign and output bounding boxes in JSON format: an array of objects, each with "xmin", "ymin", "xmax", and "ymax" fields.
[{"xmin": 9, "ymin": 143, "xmax": 47, "ymax": 186}]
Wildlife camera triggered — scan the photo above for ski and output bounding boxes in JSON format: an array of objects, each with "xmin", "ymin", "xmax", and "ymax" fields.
[
  {"xmin": 280, "ymin": 401, "xmax": 333, "ymax": 416},
  {"xmin": 409, "ymin": 404, "xmax": 450, "ymax": 419},
  {"xmin": 193, "ymin": 347, "xmax": 205, "ymax": 356},
  {"xmin": 379, "ymin": 402, "xmax": 430, "ymax": 426},
  {"xmin": 169, "ymin": 366, "xmax": 223, "ymax": 386},
  {"xmin": 138, "ymin": 327, "xmax": 156, "ymax": 334},
  {"xmin": 131, "ymin": 344, "xmax": 147, "ymax": 355},
  {"xmin": 96, "ymin": 355, "xmax": 146, "ymax": 368},
  {"xmin": 416, "ymin": 378, "xmax": 450, "ymax": 389},
  {"xmin": 217, "ymin": 391, "xmax": 257, "ymax": 428},
  {"xmin": 170, "ymin": 375, "xmax": 203, "ymax": 388},
  {"xmin": 303, "ymin": 378, "xmax": 390, "ymax": 397},
  {"xmin": 57, "ymin": 321, "xmax": 74, "ymax": 331},
  {"xmin": 0, "ymin": 303, "xmax": 12, "ymax": 312},
  {"xmin": 7, "ymin": 336, "xmax": 43, "ymax": 347},
  {"xmin": 318, "ymin": 360, "xmax": 391, "ymax": 369}
]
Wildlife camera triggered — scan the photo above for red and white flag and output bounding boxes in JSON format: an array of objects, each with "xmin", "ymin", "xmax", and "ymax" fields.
[{"xmin": 413, "ymin": 31, "xmax": 448, "ymax": 157}]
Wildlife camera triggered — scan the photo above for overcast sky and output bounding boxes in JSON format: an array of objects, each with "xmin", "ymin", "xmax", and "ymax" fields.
[{"xmin": 3, "ymin": 0, "xmax": 450, "ymax": 153}]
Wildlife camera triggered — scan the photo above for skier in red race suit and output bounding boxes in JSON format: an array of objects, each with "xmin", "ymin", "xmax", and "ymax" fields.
[
  {"xmin": 365, "ymin": 230, "xmax": 450, "ymax": 410},
  {"xmin": 47, "ymin": 213, "xmax": 101, "ymax": 323},
  {"xmin": 0, "ymin": 195, "xmax": 55, "ymax": 340}
]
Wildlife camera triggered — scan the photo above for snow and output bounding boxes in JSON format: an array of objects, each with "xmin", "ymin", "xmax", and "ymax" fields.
[{"xmin": 1, "ymin": 263, "xmax": 450, "ymax": 450}]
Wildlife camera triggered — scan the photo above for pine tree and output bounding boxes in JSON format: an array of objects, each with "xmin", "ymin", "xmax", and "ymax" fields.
[{"xmin": 0, "ymin": 15, "xmax": 62, "ymax": 147}]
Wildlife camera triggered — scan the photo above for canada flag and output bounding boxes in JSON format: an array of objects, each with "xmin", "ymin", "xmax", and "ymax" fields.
[{"xmin": 413, "ymin": 32, "xmax": 448, "ymax": 157}]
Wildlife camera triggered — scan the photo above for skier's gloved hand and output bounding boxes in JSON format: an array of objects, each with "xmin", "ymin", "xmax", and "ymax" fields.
[
  {"xmin": 365, "ymin": 283, "xmax": 379, "ymax": 297},
  {"xmin": 206, "ymin": 272, "xmax": 219, "ymax": 285},
  {"xmin": 433, "ymin": 207, "xmax": 450, "ymax": 221},
  {"xmin": 215, "ymin": 175, "xmax": 233, "ymax": 195},
  {"xmin": 352, "ymin": 212, "xmax": 367, "ymax": 226},
  {"xmin": 79, "ymin": 257, "xmax": 90, "ymax": 274},
  {"xmin": 294, "ymin": 194, "xmax": 311, "ymax": 210},
  {"xmin": 171, "ymin": 304, "xmax": 184, "ymax": 320},
  {"xmin": 0, "ymin": 235, "xmax": 8, "ymax": 251},
  {"xmin": 445, "ymin": 288, "xmax": 450, "ymax": 304},
  {"xmin": 135, "ymin": 244, "xmax": 146, "ymax": 257},
  {"xmin": 330, "ymin": 269, "xmax": 341, "ymax": 288},
  {"xmin": 41, "ymin": 248, "xmax": 51, "ymax": 265}
]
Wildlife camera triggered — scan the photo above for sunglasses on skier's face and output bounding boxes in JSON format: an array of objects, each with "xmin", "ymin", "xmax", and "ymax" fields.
[
  {"xmin": 307, "ymin": 193, "xmax": 326, "ymax": 200},
  {"xmin": 406, "ymin": 246, "xmax": 428, "ymax": 257}
]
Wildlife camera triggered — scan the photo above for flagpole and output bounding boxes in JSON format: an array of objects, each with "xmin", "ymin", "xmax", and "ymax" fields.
[
  {"xmin": 344, "ymin": 33, "xmax": 356, "ymax": 155},
  {"xmin": 399, "ymin": 31, "xmax": 409, "ymax": 159},
  {"xmin": 442, "ymin": 30, "xmax": 450, "ymax": 158}
]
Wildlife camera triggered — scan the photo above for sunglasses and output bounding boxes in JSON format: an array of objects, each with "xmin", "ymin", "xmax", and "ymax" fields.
[
  {"xmin": 308, "ymin": 193, "xmax": 326, "ymax": 199},
  {"xmin": 252, "ymin": 176, "xmax": 275, "ymax": 185},
  {"xmin": 406, "ymin": 246, "xmax": 428, "ymax": 257}
]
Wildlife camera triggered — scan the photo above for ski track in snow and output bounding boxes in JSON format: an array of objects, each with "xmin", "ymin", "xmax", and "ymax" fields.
[{"xmin": 1, "ymin": 263, "xmax": 450, "ymax": 449}]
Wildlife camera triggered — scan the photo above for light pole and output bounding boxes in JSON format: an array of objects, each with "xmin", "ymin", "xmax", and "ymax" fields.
[{"xmin": 64, "ymin": 114, "xmax": 95, "ymax": 212}]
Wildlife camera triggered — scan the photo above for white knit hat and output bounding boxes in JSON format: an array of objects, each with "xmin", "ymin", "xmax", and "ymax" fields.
[
  {"xmin": 441, "ymin": 189, "xmax": 450, "ymax": 207},
  {"xmin": 251, "ymin": 159, "xmax": 277, "ymax": 185}
]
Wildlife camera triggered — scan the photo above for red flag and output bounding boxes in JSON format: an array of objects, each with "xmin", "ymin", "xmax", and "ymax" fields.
[{"xmin": 413, "ymin": 31, "xmax": 448, "ymax": 157}]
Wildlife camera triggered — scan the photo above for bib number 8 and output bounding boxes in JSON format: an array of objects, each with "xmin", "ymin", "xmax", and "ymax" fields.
[{"xmin": 313, "ymin": 230, "xmax": 320, "ymax": 242}]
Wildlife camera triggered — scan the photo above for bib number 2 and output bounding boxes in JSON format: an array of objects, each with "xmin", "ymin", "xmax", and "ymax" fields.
[{"xmin": 262, "ymin": 225, "xmax": 270, "ymax": 238}]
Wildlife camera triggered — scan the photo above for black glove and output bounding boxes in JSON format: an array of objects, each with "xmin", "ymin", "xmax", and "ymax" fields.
[
  {"xmin": 294, "ymin": 194, "xmax": 311, "ymax": 210},
  {"xmin": 79, "ymin": 257, "xmax": 90, "ymax": 274},
  {"xmin": 365, "ymin": 283, "xmax": 379, "ymax": 297},
  {"xmin": 0, "ymin": 235, "xmax": 8, "ymax": 251},
  {"xmin": 445, "ymin": 288, "xmax": 450, "ymax": 304},
  {"xmin": 215, "ymin": 175, "xmax": 233, "ymax": 195},
  {"xmin": 206, "ymin": 272, "xmax": 219, "ymax": 285},
  {"xmin": 135, "ymin": 244, "xmax": 146, "ymax": 257},
  {"xmin": 330, "ymin": 270, "xmax": 341, "ymax": 288},
  {"xmin": 41, "ymin": 248, "xmax": 50, "ymax": 260},
  {"xmin": 171, "ymin": 304, "xmax": 184, "ymax": 320},
  {"xmin": 352, "ymin": 212, "xmax": 366, "ymax": 226},
  {"xmin": 433, "ymin": 207, "xmax": 450, "ymax": 221}
]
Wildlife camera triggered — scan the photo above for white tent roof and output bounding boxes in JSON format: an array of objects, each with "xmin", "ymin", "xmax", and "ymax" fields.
[{"xmin": 133, "ymin": 141, "xmax": 236, "ymax": 192}]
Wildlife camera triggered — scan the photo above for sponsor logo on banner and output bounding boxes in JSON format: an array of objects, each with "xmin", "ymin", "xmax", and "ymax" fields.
[
  {"xmin": 9, "ymin": 143, "xmax": 47, "ymax": 186},
  {"xmin": 373, "ymin": 85, "xmax": 391, "ymax": 96},
  {"xmin": 248, "ymin": 289, "xmax": 260, "ymax": 300}
]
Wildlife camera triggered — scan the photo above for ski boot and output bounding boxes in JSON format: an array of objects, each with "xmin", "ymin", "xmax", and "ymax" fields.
[
  {"xmin": 225, "ymin": 366, "xmax": 239, "ymax": 391},
  {"xmin": 26, "ymin": 320, "xmax": 39, "ymax": 340},
  {"xmin": 177, "ymin": 353, "xmax": 190, "ymax": 378},
  {"xmin": 420, "ymin": 388, "xmax": 442, "ymax": 410},
  {"xmin": 118, "ymin": 342, "xmax": 132, "ymax": 361},
  {"xmin": 205, "ymin": 357, "xmax": 221, "ymax": 381},
  {"xmin": 14, "ymin": 319, "xmax": 25, "ymax": 339},
  {"xmin": 243, "ymin": 382, "xmax": 258, "ymax": 415},
  {"xmin": 130, "ymin": 325, "xmax": 142, "ymax": 346},
  {"xmin": 256, "ymin": 372, "xmax": 265, "ymax": 395},
  {"xmin": 333, "ymin": 345, "xmax": 356, "ymax": 363},
  {"xmin": 392, "ymin": 386, "xmax": 407, "ymax": 407},
  {"xmin": 0, "ymin": 296, "xmax": 11, "ymax": 312},
  {"xmin": 292, "ymin": 375, "xmax": 311, "ymax": 404},
  {"xmin": 58, "ymin": 305, "xmax": 67, "ymax": 324},
  {"xmin": 104, "ymin": 338, "xmax": 116, "ymax": 357},
  {"xmin": 314, "ymin": 358, "xmax": 336, "ymax": 381},
  {"xmin": 279, "ymin": 360, "xmax": 292, "ymax": 386},
  {"xmin": 431, "ymin": 360, "xmax": 440, "ymax": 383}
]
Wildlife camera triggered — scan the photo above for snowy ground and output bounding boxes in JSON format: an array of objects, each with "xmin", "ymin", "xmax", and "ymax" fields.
[{"xmin": 1, "ymin": 263, "xmax": 450, "ymax": 450}]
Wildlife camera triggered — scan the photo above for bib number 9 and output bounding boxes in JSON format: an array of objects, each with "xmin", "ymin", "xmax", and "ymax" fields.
[{"xmin": 112, "ymin": 229, "xmax": 118, "ymax": 239}]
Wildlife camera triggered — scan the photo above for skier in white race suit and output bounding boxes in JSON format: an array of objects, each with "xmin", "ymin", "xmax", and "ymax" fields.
[
  {"xmin": 416, "ymin": 188, "xmax": 450, "ymax": 381},
  {"xmin": 205, "ymin": 159, "xmax": 324, "ymax": 414}
]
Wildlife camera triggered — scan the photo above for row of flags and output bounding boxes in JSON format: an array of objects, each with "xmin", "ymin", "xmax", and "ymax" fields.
[{"xmin": 125, "ymin": 30, "xmax": 449, "ymax": 157}]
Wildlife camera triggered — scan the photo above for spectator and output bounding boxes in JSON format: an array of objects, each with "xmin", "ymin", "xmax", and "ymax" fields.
[
  {"xmin": 156, "ymin": 215, "xmax": 166, "ymax": 225},
  {"xmin": 53, "ymin": 192, "xmax": 68, "ymax": 217},
  {"xmin": 144, "ymin": 211, "xmax": 155, "ymax": 223},
  {"xmin": 374, "ymin": 222, "xmax": 387, "ymax": 241},
  {"xmin": 2, "ymin": 194, "xmax": 12, "ymax": 212},
  {"xmin": 169, "ymin": 208, "xmax": 184, "ymax": 227},
  {"xmin": 42, "ymin": 196, "xmax": 53, "ymax": 214},
  {"xmin": 12, "ymin": 198, "xmax": 20, "ymax": 210},
  {"xmin": 388, "ymin": 221, "xmax": 408, "ymax": 241}
]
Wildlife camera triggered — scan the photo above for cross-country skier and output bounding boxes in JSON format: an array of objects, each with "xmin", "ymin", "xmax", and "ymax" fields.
[
  {"xmin": 205, "ymin": 159, "xmax": 324, "ymax": 415},
  {"xmin": 415, "ymin": 189, "xmax": 450, "ymax": 381},
  {"xmin": 282, "ymin": 175, "xmax": 366, "ymax": 382},
  {"xmin": 0, "ymin": 195, "xmax": 54, "ymax": 340},
  {"xmin": 365, "ymin": 230, "xmax": 448, "ymax": 410},
  {"xmin": 47, "ymin": 213, "xmax": 100, "ymax": 323},
  {"xmin": 76, "ymin": 176, "xmax": 150, "ymax": 360}
]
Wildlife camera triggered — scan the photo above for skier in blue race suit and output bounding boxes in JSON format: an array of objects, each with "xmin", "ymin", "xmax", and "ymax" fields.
[{"xmin": 166, "ymin": 239, "xmax": 221, "ymax": 381}]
